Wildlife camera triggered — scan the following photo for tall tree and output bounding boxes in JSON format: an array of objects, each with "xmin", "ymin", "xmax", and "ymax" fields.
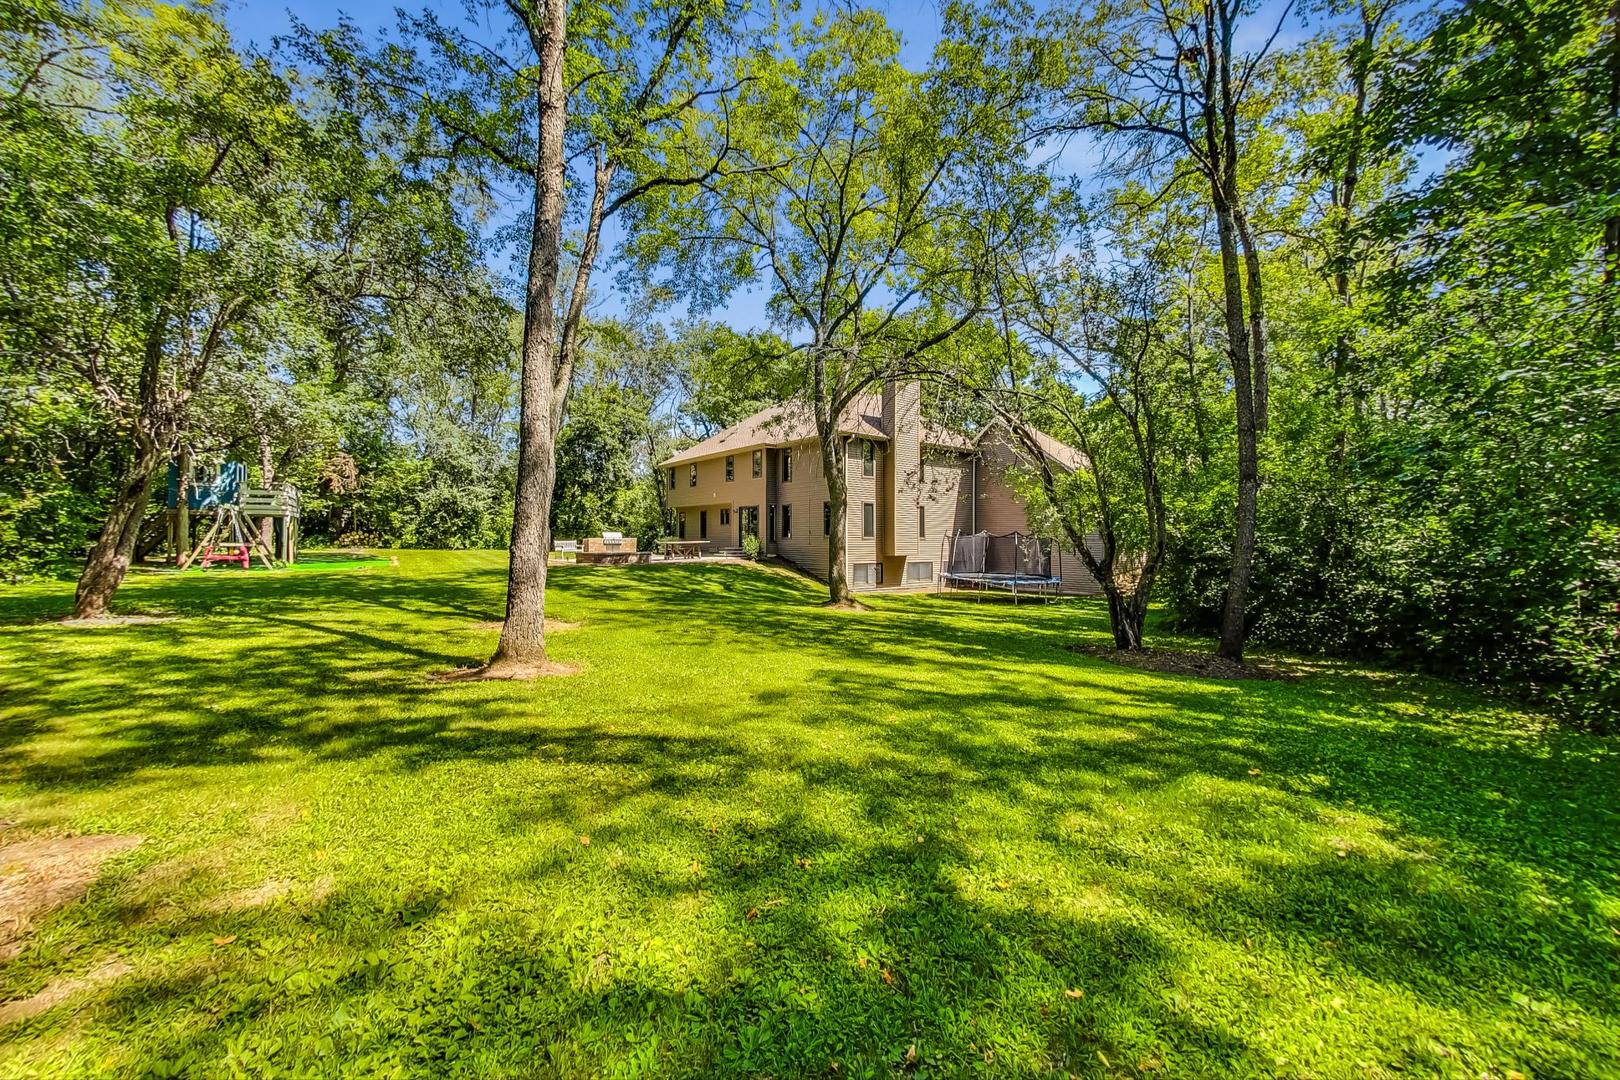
[
  {"xmin": 352, "ymin": 0, "xmax": 747, "ymax": 673},
  {"xmin": 635, "ymin": 7, "xmax": 1011, "ymax": 604},
  {"xmin": 1, "ymin": 2, "xmax": 316, "ymax": 617},
  {"xmin": 1029, "ymin": 0, "xmax": 1296, "ymax": 659},
  {"xmin": 974, "ymin": 213, "xmax": 1180, "ymax": 650}
]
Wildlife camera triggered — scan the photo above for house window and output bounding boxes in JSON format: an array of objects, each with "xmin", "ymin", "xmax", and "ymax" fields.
[
  {"xmin": 679, "ymin": 511, "xmax": 687, "ymax": 539},
  {"xmin": 689, "ymin": 464, "xmax": 697, "ymax": 487},
  {"xmin": 751, "ymin": 450, "xmax": 762, "ymax": 478},
  {"xmin": 720, "ymin": 508, "xmax": 730, "ymax": 526},
  {"xmin": 861, "ymin": 440, "xmax": 875, "ymax": 477},
  {"xmin": 852, "ymin": 562, "xmax": 883, "ymax": 586},
  {"xmin": 861, "ymin": 502, "xmax": 875, "ymax": 538},
  {"xmin": 782, "ymin": 453, "xmax": 792, "ymax": 483},
  {"xmin": 726, "ymin": 455, "xmax": 734, "ymax": 481},
  {"xmin": 823, "ymin": 502, "xmax": 831, "ymax": 535},
  {"xmin": 782, "ymin": 505, "xmax": 792, "ymax": 538},
  {"xmin": 918, "ymin": 506, "xmax": 926, "ymax": 539},
  {"xmin": 906, "ymin": 561, "xmax": 933, "ymax": 582},
  {"xmin": 669, "ymin": 469, "xmax": 676, "ymax": 490},
  {"xmin": 700, "ymin": 510, "xmax": 708, "ymax": 539},
  {"xmin": 768, "ymin": 504, "xmax": 776, "ymax": 540}
]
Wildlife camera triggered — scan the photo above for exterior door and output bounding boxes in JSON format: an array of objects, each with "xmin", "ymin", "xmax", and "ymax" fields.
[
  {"xmin": 738, "ymin": 506, "xmax": 759, "ymax": 546},
  {"xmin": 700, "ymin": 510, "xmax": 708, "ymax": 540}
]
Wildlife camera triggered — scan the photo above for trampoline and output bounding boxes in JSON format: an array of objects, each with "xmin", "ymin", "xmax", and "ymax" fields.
[{"xmin": 937, "ymin": 530, "xmax": 1062, "ymax": 603}]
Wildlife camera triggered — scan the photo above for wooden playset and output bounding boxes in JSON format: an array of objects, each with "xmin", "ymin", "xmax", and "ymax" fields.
[{"xmin": 166, "ymin": 457, "xmax": 301, "ymax": 570}]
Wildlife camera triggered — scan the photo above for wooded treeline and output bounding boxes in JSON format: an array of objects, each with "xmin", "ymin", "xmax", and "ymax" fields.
[{"xmin": 2, "ymin": 0, "xmax": 1614, "ymax": 720}]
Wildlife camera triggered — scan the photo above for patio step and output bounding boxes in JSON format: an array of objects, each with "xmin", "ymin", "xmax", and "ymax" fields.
[{"xmin": 715, "ymin": 547, "xmax": 746, "ymax": 558}]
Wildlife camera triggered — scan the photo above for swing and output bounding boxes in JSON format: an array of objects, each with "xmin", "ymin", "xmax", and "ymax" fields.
[
  {"xmin": 200, "ymin": 508, "xmax": 251, "ymax": 569},
  {"xmin": 182, "ymin": 505, "xmax": 276, "ymax": 571}
]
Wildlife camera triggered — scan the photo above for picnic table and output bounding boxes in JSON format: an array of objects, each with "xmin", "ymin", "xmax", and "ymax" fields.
[{"xmin": 658, "ymin": 540, "xmax": 710, "ymax": 560}]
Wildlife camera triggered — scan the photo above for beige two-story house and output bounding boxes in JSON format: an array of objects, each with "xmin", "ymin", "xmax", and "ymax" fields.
[{"xmin": 659, "ymin": 380, "xmax": 1103, "ymax": 593}]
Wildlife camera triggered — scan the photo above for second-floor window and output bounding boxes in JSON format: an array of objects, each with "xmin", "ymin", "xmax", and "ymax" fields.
[
  {"xmin": 823, "ymin": 502, "xmax": 831, "ymax": 535},
  {"xmin": 782, "ymin": 453, "xmax": 792, "ymax": 483},
  {"xmin": 751, "ymin": 450, "xmax": 762, "ymax": 478},
  {"xmin": 668, "ymin": 469, "xmax": 676, "ymax": 490},
  {"xmin": 861, "ymin": 440, "xmax": 875, "ymax": 477},
  {"xmin": 689, "ymin": 464, "xmax": 697, "ymax": 487},
  {"xmin": 918, "ymin": 506, "xmax": 926, "ymax": 539},
  {"xmin": 725, "ymin": 455, "xmax": 734, "ymax": 481},
  {"xmin": 862, "ymin": 502, "xmax": 875, "ymax": 538}
]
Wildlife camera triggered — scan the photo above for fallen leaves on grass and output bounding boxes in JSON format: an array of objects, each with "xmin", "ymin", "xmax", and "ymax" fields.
[{"xmin": 1067, "ymin": 643, "xmax": 1292, "ymax": 681}]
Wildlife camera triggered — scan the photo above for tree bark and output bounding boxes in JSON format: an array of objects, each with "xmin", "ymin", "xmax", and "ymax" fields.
[
  {"xmin": 820, "ymin": 429, "xmax": 853, "ymax": 605},
  {"xmin": 1213, "ymin": 196, "xmax": 1259, "ymax": 662},
  {"xmin": 1234, "ymin": 208, "xmax": 1268, "ymax": 434},
  {"xmin": 1105, "ymin": 585, "xmax": 1147, "ymax": 650},
  {"xmin": 1204, "ymin": 0, "xmax": 1260, "ymax": 663},
  {"xmin": 1217, "ymin": 208, "xmax": 1259, "ymax": 662},
  {"xmin": 74, "ymin": 438, "xmax": 161, "ymax": 619},
  {"xmin": 173, "ymin": 444, "xmax": 191, "ymax": 566},
  {"xmin": 258, "ymin": 430, "xmax": 275, "ymax": 552},
  {"xmin": 489, "ymin": 0, "xmax": 570, "ymax": 675}
]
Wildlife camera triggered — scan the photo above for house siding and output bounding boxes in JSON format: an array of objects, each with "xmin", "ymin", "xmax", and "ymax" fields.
[
  {"xmin": 844, "ymin": 437, "xmax": 884, "ymax": 586},
  {"xmin": 773, "ymin": 440, "xmax": 833, "ymax": 579},
  {"xmin": 968, "ymin": 431, "xmax": 1103, "ymax": 595},
  {"xmin": 658, "ymin": 388, "xmax": 1100, "ymax": 595},
  {"xmin": 665, "ymin": 452, "xmax": 766, "ymax": 548},
  {"xmin": 916, "ymin": 451, "xmax": 974, "ymax": 574}
]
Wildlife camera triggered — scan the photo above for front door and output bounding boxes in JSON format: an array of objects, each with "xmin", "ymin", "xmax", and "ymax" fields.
[
  {"xmin": 738, "ymin": 506, "xmax": 759, "ymax": 547},
  {"xmin": 700, "ymin": 510, "xmax": 708, "ymax": 540}
]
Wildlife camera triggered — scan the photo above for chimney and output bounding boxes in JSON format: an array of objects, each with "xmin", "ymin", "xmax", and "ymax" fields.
[{"xmin": 880, "ymin": 380, "xmax": 922, "ymax": 557}]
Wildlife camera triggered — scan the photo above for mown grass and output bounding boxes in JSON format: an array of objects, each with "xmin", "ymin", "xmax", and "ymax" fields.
[{"xmin": 0, "ymin": 550, "xmax": 1615, "ymax": 1078}]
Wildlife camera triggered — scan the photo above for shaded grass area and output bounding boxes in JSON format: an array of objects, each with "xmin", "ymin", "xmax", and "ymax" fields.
[{"xmin": 0, "ymin": 551, "xmax": 1615, "ymax": 1078}]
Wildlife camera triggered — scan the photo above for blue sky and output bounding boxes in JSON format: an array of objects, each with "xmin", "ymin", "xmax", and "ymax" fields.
[
  {"xmin": 221, "ymin": 0, "xmax": 1314, "ymax": 334},
  {"xmin": 223, "ymin": 0, "xmax": 955, "ymax": 332}
]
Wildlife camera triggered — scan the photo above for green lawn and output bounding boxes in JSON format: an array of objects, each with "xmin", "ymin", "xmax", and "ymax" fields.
[{"xmin": 0, "ymin": 551, "xmax": 1615, "ymax": 1078}]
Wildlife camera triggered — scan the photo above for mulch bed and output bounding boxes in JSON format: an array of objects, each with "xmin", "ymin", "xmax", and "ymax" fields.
[{"xmin": 1067, "ymin": 644, "xmax": 1294, "ymax": 681}]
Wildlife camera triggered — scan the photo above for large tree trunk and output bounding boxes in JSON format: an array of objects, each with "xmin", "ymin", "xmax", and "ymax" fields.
[
  {"xmin": 1213, "ymin": 196, "xmax": 1260, "ymax": 663},
  {"xmin": 488, "ymin": 0, "xmax": 569, "ymax": 676},
  {"xmin": 820, "ymin": 430, "xmax": 854, "ymax": 605},
  {"xmin": 258, "ymin": 431, "xmax": 275, "ymax": 552},
  {"xmin": 74, "ymin": 439, "xmax": 161, "ymax": 619},
  {"xmin": 1211, "ymin": 187, "xmax": 1257, "ymax": 663},
  {"xmin": 1204, "ymin": 1, "xmax": 1260, "ymax": 665},
  {"xmin": 173, "ymin": 444, "xmax": 191, "ymax": 566},
  {"xmin": 1234, "ymin": 209, "xmax": 1268, "ymax": 433},
  {"xmin": 1104, "ymin": 585, "xmax": 1147, "ymax": 650}
]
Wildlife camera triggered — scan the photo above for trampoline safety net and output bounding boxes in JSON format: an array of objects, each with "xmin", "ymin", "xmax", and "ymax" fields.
[{"xmin": 940, "ymin": 530, "xmax": 1060, "ymax": 601}]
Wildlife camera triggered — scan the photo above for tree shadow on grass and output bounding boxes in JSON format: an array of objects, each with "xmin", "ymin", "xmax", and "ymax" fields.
[{"xmin": 0, "ymin": 558, "xmax": 1615, "ymax": 1074}]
